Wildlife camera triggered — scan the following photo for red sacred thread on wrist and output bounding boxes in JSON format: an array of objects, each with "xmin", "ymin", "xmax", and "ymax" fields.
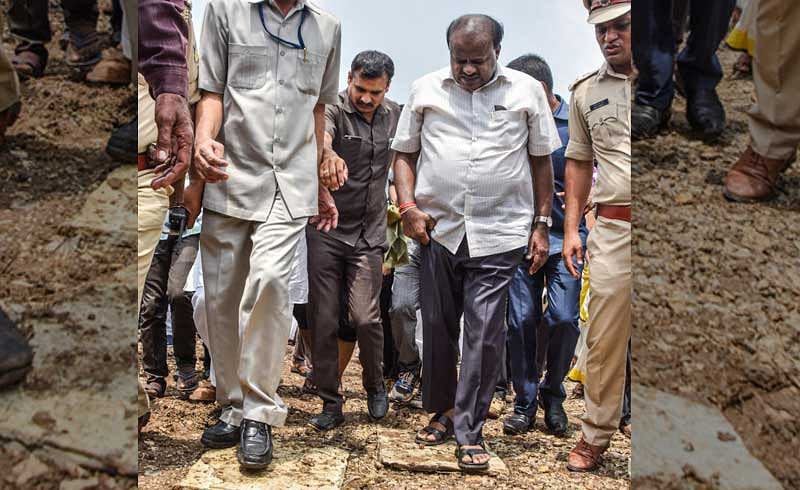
[
  {"xmin": 398, "ymin": 201, "xmax": 417, "ymax": 211},
  {"xmin": 399, "ymin": 204, "xmax": 418, "ymax": 216}
]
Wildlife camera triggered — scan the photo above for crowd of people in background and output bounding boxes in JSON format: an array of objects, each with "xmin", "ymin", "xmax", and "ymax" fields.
[{"xmin": 135, "ymin": 0, "xmax": 635, "ymax": 474}]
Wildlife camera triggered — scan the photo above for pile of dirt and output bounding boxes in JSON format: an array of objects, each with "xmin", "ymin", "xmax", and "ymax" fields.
[
  {"xmin": 1, "ymin": 6, "xmax": 137, "ymax": 489},
  {"xmin": 632, "ymin": 46, "xmax": 800, "ymax": 489}
]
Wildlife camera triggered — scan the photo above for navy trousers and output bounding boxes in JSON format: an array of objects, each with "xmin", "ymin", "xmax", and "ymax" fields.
[
  {"xmin": 633, "ymin": 0, "xmax": 735, "ymax": 111},
  {"xmin": 507, "ymin": 253, "xmax": 582, "ymax": 417}
]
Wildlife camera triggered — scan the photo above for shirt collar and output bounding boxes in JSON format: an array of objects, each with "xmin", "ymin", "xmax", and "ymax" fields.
[
  {"xmin": 249, "ymin": 0, "xmax": 314, "ymax": 16},
  {"xmin": 442, "ymin": 64, "xmax": 508, "ymax": 91},
  {"xmin": 553, "ymin": 94, "xmax": 569, "ymax": 121},
  {"xmin": 598, "ymin": 62, "xmax": 630, "ymax": 81}
]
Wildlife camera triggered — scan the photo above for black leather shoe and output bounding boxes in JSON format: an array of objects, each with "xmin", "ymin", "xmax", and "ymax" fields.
[
  {"xmin": 632, "ymin": 102, "xmax": 670, "ymax": 140},
  {"xmin": 367, "ymin": 390, "xmax": 389, "ymax": 420},
  {"xmin": 201, "ymin": 419, "xmax": 241, "ymax": 449},
  {"xmin": 105, "ymin": 115, "xmax": 137, "ymax": 164},
  {"xmin": 237, "ymin": 419, "xmax": 272, "ymax": 469},
  {"xmin": 686, "ymin": 88, "xmax": 725, "ymax": 142},
  {"xmin": 543, "ymin": 399, "xmax": 569, "ymax": 436},
  {"xmin": 502, "ymin": 412, "xmax": 533, "ymax": 435},
  {"xmin": 0, "ymin": 309, "xmax": 33, "ymax": 389},
  {"xmin": 309, "ymin": 412, "xmax": 345, "ymax": 432}
]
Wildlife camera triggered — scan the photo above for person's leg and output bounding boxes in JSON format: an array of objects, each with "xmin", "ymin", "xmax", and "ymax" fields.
[
  {"xmin": 539, "ymin": 254, "xmax": 583, "ymax": 434},
  {"xmin": 579, "ymin": 218, "xmax": 632, "ymax": 449},
  {"xmin": 677, "ymin": 0, "xmax": 735, "ymax": 139},
  {"xmin": 620, "ymin": 339, "xmax": 632, "ymax": 434},
  {"xmin": 200, "ymin": 211, "xmax": 252, "ymax": 429},
  {"xmin": 747, "ymin": 0, "xmax": 800, "ymax": 159},
  {"xmin": 7, "ymin": 0, "xmax": 50, "ymax": 44},
  {"xmin": 418, "ymin": 239, "xmax": 463, "ymax": 439},
  {"xmin": 344, "ymin": 238, "xmax": 387, "ymax": 417},
  {"xmin": 389, "ymin": 241, "xmax": 422, "ymax": 400},
  {"xmin": 632, "ymin": 0, "xmax": 676, "ymax": 112},
  {"xmin": 139, "ymin": 238, "xmax": 173, "ymax": 393},
  {"xmin": 345, "ymin": 238, "xmax": 385, "ymax": 396},
  {"xmin": 0, "ymin": 308, "xmax": 33, "ymax": 389},
  {"xmin": 380, "ymin": 272, "xmax": 398, "ymax": 380},
  {"xmin": 724, "ymin": 0, "xmax": 800, "ymax": 201},
  {"xmin": 454, "ymin": 245, "xmax": 523, "ymax": 449},
  {"xmin": 61, "ymin": 0, "xmax": 98, "ymax": 38},
  {"xmin": 678, "ymin": 0, "xmax": 736, "ymax": 94},
  {"xmin": 307, "ymin": 228, "xmax": 346, "ymax": 418},
  {"xmin": 167, "ymin": 235, "xmax": 200, "ymax": 387},
  {"xmin": 238, "ymin": 193, "xmax": 308, "ymax": 427},
  {"xmin": 0, "ymin": 11, "xmax": 21, "ymax": 140},
  {"xmin": 505, "ymin": 261, "xmax": 545, "ymax": 420}
]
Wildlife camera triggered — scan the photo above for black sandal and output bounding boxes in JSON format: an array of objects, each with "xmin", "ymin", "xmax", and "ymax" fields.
[
  {"xmin": 455, "ymin": 440, "xmax": 490, "ymax": 472},
  {"xmin": 414, "ymin": 412, "xmax": 454, "ymax": 446}
]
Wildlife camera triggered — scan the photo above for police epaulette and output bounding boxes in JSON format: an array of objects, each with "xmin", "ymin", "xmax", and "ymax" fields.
[{"xmin": 569, "ymin": 70, "xmax": 599, "ymax": 92}]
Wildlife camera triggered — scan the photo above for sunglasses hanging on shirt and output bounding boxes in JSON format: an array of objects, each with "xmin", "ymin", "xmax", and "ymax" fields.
[{"xmin": 258, "ymin": 3, "xmax": 309, "ymax": 61}]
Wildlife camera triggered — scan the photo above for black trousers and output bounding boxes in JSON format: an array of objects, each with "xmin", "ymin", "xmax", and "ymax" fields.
[
  {"xmin": 421, "ymin": 238, "xmax": 522, "ymax": 445},
  {"xmin": 633, "ymin": 0, "xmax": 735, "ymax": 111},
  {"xmin": 307, "ymin": 229, "xmax": 385, "ymax": 414},
  {"xmin": 7, "ymin": 0, "xmax": 98, "ymax": 45},
  {"xmin": 139, "ymin": 235, "xmax": 199, "ymax": 380}
]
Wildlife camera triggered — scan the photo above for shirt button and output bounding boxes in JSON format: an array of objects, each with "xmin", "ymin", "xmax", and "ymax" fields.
[
  {"xmin": 280, "ymin": 50, "xmax": 286, "ymax": 56},
  {"xmin": 276, "ymin": 107, "xmax": 284, "ymax": 114},
  {"xmin": 275, "ymin": 137, "xmax": 282, "ymax": 143},
  {"xmin": 278, "ymin": 79, "xmax": 285, "ymax": 85}
]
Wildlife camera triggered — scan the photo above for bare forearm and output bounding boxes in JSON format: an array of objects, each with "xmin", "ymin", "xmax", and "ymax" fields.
[
  {"xmin": 530, "ymin": 154, "xmax": 554, "ymax": 218},
  {"xmin": 564, "ymin": 159, "xmax": 593, "ymax": 233},
  {"xmin": 393, "ymin": 151, "xmax": 419, "ymax": 204},
  {"xmin": 195, "ymin": 91, "xmax": 223, "ymax": 142},
  {"xmin": 314, "ymin": 104, "xmax": 325, "ymax": 166}
]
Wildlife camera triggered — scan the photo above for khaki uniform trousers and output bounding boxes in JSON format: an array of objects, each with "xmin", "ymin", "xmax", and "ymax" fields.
[
  {"xmin": 582, "ymin": 216, "xmax": 631, "ymax": 447},
  {"xmin": 0, "ymin": 10, "xmax": 21, "ymax": 113},
  {"xmin": 748, "ymin": 0, "xmax": 800, "ymax": 159},
  {"xmin": 201, "ymin": 193, "xmax": 307, "ymax": 427}
]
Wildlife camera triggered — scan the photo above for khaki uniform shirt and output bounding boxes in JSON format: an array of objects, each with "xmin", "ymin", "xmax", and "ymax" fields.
[
  {"xmin": 565, "ymin": 62, "xmax": 631, "ymax": 206},
  {"xmin": 324, "ymin": 91, "xmax": 401, "ymax": 249},
  {"xmin": 199, "ymin": 0, "xmax": 341, "ymax": 221}
]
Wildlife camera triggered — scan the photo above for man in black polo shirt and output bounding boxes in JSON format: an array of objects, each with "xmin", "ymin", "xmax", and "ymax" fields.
[{"xmin": 307, "ymin": 50, "xmax": 401, "ymax": 431}]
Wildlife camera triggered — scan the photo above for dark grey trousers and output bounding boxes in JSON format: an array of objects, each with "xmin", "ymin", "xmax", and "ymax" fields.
[
  {"xmin": 420, "ymin": 238, "xmax": 523, "ymax": 445},
  {"xmin": 307, "ymin": 228, "xmax": 385, "ymax": 414}
]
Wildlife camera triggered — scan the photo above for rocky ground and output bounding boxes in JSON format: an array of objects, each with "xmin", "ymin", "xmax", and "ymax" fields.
[
  {"xmin": 138, "ymin": 343, "xmax": 630, "ymax": 489},
  {"xmin": 633, "ymin": 46, "xmax": 800, "ymax": 489},
  {"xmin": 0, "ymin": 6, "xmax": 137, "ymax": 489}
]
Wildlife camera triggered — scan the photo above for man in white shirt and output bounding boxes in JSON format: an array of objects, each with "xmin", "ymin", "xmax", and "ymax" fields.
[{"xmin": 391, "ymin": 13, "xmax": 560, "ymax": 471}]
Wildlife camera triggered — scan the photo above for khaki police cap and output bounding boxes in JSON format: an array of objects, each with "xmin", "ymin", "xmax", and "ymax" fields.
[{"xmin": 582, "ymin": 0, "xmax": 631, "ymax": 25}]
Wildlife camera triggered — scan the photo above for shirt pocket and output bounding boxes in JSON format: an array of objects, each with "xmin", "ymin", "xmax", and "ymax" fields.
[
  {"xmin": 296, "ymin": 49, "xmax": 327, "ymax": 96},
  {"xmin": 586, "ymin": 103, "xmax": 626, "ymax": 147},
  {"xmin": 338, "ymin": 135, "xmax": 368, "ymax": 168},
  {"xmin": 227, "ymin": 44, "xmax": 269, "ymax": 90},
  {"xmin": 490, "ymin": 109, "xmax": 526, "ymax": 146}
]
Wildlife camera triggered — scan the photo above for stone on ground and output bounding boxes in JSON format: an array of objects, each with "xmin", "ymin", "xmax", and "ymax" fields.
[
  {"xmin": 179, "ymin": 445, "xmax": 349, "ymax": 489},
  {"xmin": 378, "ymin": 428, "xmax": 508, "ymax": 476},
  {"xmin": 632, "ymin": 386, "xmax": 782, "ymax": 489}
]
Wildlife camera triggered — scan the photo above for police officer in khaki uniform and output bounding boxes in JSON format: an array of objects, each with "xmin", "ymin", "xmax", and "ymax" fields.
[
  {"xmin": 0, "ymin": 8, "xmax": 21, "ymax": 145},
  {"xmin": 562, "ymin": 0, "xmax": 632, "ymax": 472},
  {"xmin": 724, "ymin": 0, "xmax": 800, "ymax": 202}
]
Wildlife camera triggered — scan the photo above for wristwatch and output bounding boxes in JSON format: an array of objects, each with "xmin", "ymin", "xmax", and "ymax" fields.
[{"xmin": 533, "ymin": 215, "xmax": 552, "ymax": 229}]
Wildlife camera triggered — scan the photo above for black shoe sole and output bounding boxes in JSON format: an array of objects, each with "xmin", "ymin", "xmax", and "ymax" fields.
[
  {"xmin": 237, "ymin": 450, "xmax": 272, "ymax": 470},
  {"xmin": 308, "ymin": 419, "xmax": 344, "ymax": 432},
  {"xmin": 502, "ymin": 424, "xmax": 531, "ymax": 436},
  {"xmin": 0, "ymin": 365, "xmax": 32, "ymax": 389},
  {"xmin": 201, "ymin": 435, "xmax": 240, "ymax": 449}
]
